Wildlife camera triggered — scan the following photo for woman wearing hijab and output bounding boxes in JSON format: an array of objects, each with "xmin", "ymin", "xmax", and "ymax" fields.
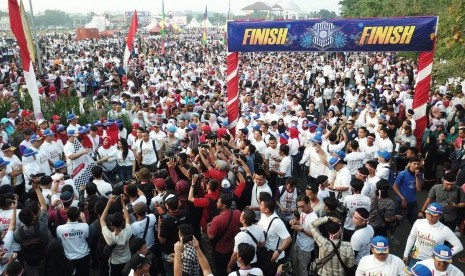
[
  {"xmin": 422, "ymin": 134, "xmax": 438, "ymax": 190},
  {"xmin": 97, "ymin": 136, "xmax": 118, "ymax": 183}
]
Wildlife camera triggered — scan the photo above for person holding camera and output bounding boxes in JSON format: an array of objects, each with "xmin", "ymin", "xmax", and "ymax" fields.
[
  {"xmin": 100, "ymin": 195, "xmax": 133, "ymax": 276},
  {"xmin": 56, "ymin": 206, "xmax": 90, "ymax": 276}
]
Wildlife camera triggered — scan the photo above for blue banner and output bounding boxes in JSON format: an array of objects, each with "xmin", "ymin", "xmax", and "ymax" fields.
[{"xmin": 227, "ymin": 17, "xmax": 437, "ymax": 52}]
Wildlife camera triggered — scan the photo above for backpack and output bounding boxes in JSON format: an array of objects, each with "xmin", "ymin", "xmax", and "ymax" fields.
[
  {"xmin": 253, "ymin": 152, "xmax": 264, "ymax": 171},
  {"xmin": 18, "ymin": 224, "xmax": 47, "ymax": 266},
  {"xmin": 96, "ymin": 224, "xmax": 115, "ymax": 260},
  {"xmin": 139, "ymin": 139, "xmax": 159, "ymax": 164},
  {"xmin": 48, "ymin": 209, "xmax": 65, "ymax": 238}
]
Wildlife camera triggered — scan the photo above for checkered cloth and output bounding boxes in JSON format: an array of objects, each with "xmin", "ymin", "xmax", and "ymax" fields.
[
  {"xmin": 71, "ymin": 139, "xmax": 96, "ymax": 190},
  {"xmin": 182, "ymin": 244, "xmax": 200, "ymax": 276}
]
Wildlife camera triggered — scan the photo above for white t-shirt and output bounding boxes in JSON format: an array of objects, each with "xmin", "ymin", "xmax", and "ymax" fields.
[
  {"xmin": 41, "ymin": 140, "xmax": 63, "ymax": 164},
  {"xmin": 228, "ymin": 268, "xmax": 263, "ymax": 276},
  {"xmin": 0, "ymin": 209, "xmax": 21, "ymax": 252},
  {"xmin": 344, "ymin": 152, "xmax": 365, "ymax": 175},
  {"xmin": 3, "ymin": 155, "xmax": 23, "ymax": 186},
  {"xmin": 139, "ymin": 139, "xmax": 159, "ymax": 165},
  {"xmin": 258, "ymin": 214, "xmax": 290, "ymax": 261},
  {"xmin": 233, "ymin": 225, "xmax": 265, "ymax": 266},
  {"xmin": 404, "ymin": 219, "xmax": 463, "ymax": 260},
  {"xmin": 343, "ymin": 194, "xmax": 372, "ymax": 230},
  {"xmin": 92, "ymin": 179, "xmax": 113, "ymax": 198},
  {"xmin": 36, "ymin": 146, "xmax": 52, "ymax": 176},
  {"xmin": 130, "ymin": 214, "xmax": 157, "ymax": 249},
  {"xmin": 334, "ymin": 166, "xmax": 352, "ymax": 200},
  {"xmin": 296, "ymin": 211, "xmax": 318, "ymax": 252},
  {"xmin": 351, "ymin": 225, "xmax": 374, "ymax": 265},
  {"xmin": 278, "ymin": 156, "xmax": 292, "ymax": 178},
  {"xmin": 264, "ymin": 147, "xmax": 280, "ymax": 170},
  {"xmin": 250, "ymin": 183, "xmax": 272, "ymax": 209},
  {"xmin": 56, "ymin": 221, "xmax": 90, "ymax": 260},
  {"xmin": 97, "ymin": 146, "xmax": 118, "ymax": 171},
  {"xmin": 417, "ymin": 258, "xmax": 464, "ymax": 276},
  {"xmin": 356, "ymin": 254, "xmax": 407, "ymax": 276},
  {"xmin": 117, "ymin": 149, "xmax": 136, "ymax": 167}
]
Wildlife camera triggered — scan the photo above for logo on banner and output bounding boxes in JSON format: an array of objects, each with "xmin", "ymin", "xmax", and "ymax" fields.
[{"xmin": 300, "ymin": 21, "xmax": 347, "ymax": 50}]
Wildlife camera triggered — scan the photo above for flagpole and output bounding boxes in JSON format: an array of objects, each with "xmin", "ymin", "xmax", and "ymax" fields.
[{"xmin": 27, "ymin": 0, "xmax": 43, "ymax": 76}]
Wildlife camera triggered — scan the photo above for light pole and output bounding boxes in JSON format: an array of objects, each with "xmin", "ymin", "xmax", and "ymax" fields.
[{"xmin": 27, "ymin": 0, "xmax": 43, "ymax": 76}]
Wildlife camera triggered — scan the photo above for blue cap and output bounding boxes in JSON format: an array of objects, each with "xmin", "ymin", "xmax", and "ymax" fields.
[
  {"xmin": 116, "ymin": 119, "xmax": 123, "ymax": 124},
  {"xmin": 67, "ymin": 129, "xmax": 78, "ymax": 136},
  {"xmin": 371, "ymin": 236, "xmax": 389, "ymax": 254},
  {"xmin": 104, "ymin": 119, "xmax": 116, "ymax": 127},
  {"xmin": 334, "ymin": 150, "xmax": 346, "ymax": 159},
  {"xmin": 66, "ymin": 113, "xmax": 79, "ymax": 121},
  {"xmin": 23, "ymin": 148, "xmax": 38, "ymax": 157},
  {"xmin": 433, "ymin": 245, "xmax": 452, "ymax": 263},
  {"xmin": 188, "ymin": 123, "xmax": 197, "ymax": 130},
  {"xmin": 252, "ymin": 124, "xmax": 260, "ymax": 131},
  {"xmin": 0, "ymin": 157, "xmax": 10, "ymax": 167},
  {"xmin": 377, "ymin": 151, "xmax": 391, "ymax": 161},
  {"xmin": 240, "ymin": 128, "xmax": 249, "ymax": 135},
  {"xmin": 329, "ymin": 157, "xmax": 341, "ymax": 170},
  {"xmin": 30, "ymin": 134, "xmax": 43, "ymax": 143},
  {"xmin": 308, "ymin": 121, "xmax": 317, "ymax": 128},
  {"xmin": 94, "ymin": 121, "xmax": 103, "ymax": 127},
  {"xmin": 53, "ymin": 160, "xmax": 67, "ymax": 170},
  {"xmin": 379, "ymin": 114, "xmax": 387, "ymax": 120},
  {"xmin": 43, "ymin": 129, "xmax": 54, "ymax": 137},
  {"xmin": 315, "ymin": 127, "xmax": 323, "ymax": 134},
  {"xmin": 411, "ymin": 264, "xmax": 432, "ymax": 276},
  {"xmin": 426, "ymin": 202, "xmax": 443, "ymax": 215},
  {"xmin": 166, "ymin": 123, "xmax": 177, "ymax": 133},
  {"xmin": 78, "ymin": 126, "xmax": 89, "ymax": 134},
  {"xmin": 56, "ymin": 124, "xmax": 66, "ymax": 132},
  {"xmin": 310, "ymin": 134, "xmax": 322, "ymax": 144}
]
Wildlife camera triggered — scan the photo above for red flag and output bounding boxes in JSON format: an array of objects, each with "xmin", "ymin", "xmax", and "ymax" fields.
[
  {"xmin": 8, "ymin": 0, "xmax": 41, "ymax": 117},
  {"xmin": 227, "ymin": 52, "xmax": 239, "ymax": 136},
  {"xmin": 123, "ymin": 10, "xmax": 138, "ymax": 66},
  {"xmin": 413, "ymin": 51, "xmax": 434, "ymax": 146}
]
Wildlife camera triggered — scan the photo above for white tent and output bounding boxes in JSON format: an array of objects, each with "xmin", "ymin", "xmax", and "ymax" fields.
[
  {"xmin": 186, "ymin": 17, "xmax": 200, "ymax": 29},
  {"xmin": 85, "ymin": 16, "xmax": 110, "ymax": 32},
  {"xmin": 144, "ymin": 18, "xmax": 159, "ymax": 30},
  {"xmin": 203, "ymin": 18, "xmax": 215, "ymax": 29}
]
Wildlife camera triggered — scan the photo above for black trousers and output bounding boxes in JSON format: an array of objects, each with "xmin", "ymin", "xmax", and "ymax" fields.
[
  {"xmin": 71, "ymin": 255, "xmax": 90, "ymax": 276},
  {"xmin": 213, "ymin": 250, "xmax": 232, "ymax": 276}
]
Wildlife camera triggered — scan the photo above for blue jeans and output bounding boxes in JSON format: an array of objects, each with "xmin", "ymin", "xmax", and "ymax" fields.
[{"xmin": 118, "ymin": 165, "xmax": 133, "ymax": 182}]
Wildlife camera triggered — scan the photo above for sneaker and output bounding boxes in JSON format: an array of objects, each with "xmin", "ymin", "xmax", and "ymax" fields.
[{"xmin": 389, "ymin": 235, "xmax": 400, "ymax": 246}]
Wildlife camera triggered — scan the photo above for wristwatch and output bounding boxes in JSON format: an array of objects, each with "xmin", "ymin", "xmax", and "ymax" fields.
[{"xmin": 277, "ymin": 249, "xmax": 283, "ymax": 254}]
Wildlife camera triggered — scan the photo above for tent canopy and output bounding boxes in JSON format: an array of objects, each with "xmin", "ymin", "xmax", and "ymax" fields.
[
  {"xmin": 144, "ymin": 18, "xmax": 159, "ymax": 30},
  {"xmin": 186, "ymin": 17, "xmax": 200, "ymax": 29},
  {"xmin": 85, "ymin": 16, "xmax": 110, "ymax": 32}
]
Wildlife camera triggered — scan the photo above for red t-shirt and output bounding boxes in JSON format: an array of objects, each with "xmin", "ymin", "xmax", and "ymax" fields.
[
  {"xmin": 208, "ymin": 209, "xmax": 241, "ymax": 254},
  {"xmin": 205, "ymin": 168, "xmax": 227, "ymax": 182},
  {"xmin": 193, "ymin": 190, "xmax": 220, "ymax": 231}
]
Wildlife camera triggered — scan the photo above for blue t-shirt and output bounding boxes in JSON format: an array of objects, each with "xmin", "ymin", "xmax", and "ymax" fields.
[{"xmin": 394, "ymin": 169, "xmax": 418, "ymax": 203}]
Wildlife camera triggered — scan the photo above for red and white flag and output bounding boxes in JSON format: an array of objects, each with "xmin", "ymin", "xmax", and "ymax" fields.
[
  {"xmin": 123, "ymin": 10, "xmax": 138, "ymax": 66},
  {"xmin": 227, "ymin": 52, "xmax": 239, "ymax": 136},
  {"xmin": 413, "ymin": 51, "xmax": 434, "ymax": 145},
  {"xmin": 8, "ymin": 0, "xmax": 41, "ymax": 117}
]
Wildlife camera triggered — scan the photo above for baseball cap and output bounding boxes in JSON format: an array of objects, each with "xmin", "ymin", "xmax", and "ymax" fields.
[
  {"xmin": 30, "ymin": 134, "xmax": 43, "ymax": 143},
  {"xmin": 329, "ymin": 157, "xmax": 341, "ymax": 170},
  {"xmin": 371, "ymin": 236, "xmax": 389, "ymax": 254},
  {"xmin": 377, "ymin": 151, "xmax": 391, "ymax": 161},
  {"xmin": 67, "ymin": 129, "xmax": 79, "ymax": 136},
  {"xmin": 310, "ymin": 134, "xmax": 322, "ymax": 144},
  {"xmin": 221, "ymin": 178, "xmax": 233, "ymax": 194},
  {"xmin": 37, "ymin": 119, "xmax": 47, "ymax": 125},
  {"xmin": 432, "ymin": 244, "xmax": 452, "ymax": 263},
  {"xmin": 42, "ymin": 129, "xmax": 55, "ymax": 137},
  {"xmin": 127, "ymin": 254, "xmax": 151, "ymax": 271},
  {"xmin": 410, "ymin": 263, "xmax": 432, "ymax": 276},
  {"xmin": 21, "ymin": 110, "xmax": 32, "ymax": 117},
  {"xmin": 1, "ymin": 143, "xmax": 16, "ymax": 152},
  {"xmin": 334, "ymin": 150, "xmax": 346, "ymax": 160},
  {"xmin": 315, "ymin": 175, "xmax": 328, "ymax": 186},
  {"xmin": 152, "ymin": 178, "xmax": 167, "ymax": 190},
  {"xmin": 60, "ymin": 191, "xmax": 74, "ymax": 203},
  {"xmin": 0, "ymin": 158, "xmax": 10, "ymax": 167},
  {"xmin": 23, "ymin": 148, "xmax": 38, "ymax": 157},
  {"xmin": 56, "ymin": 124, "xmax": 66, "ymax": 132},
  {"xmin": 51, "ymin": 115, "xmax": 61, "ymax": 120},
  {"xmin": 53, "ymin": 160, "xmax": 67, "ymax": 170},
  {"xmin": 425, "ymin": 202, "xmax": 443, "ymax": 216}
]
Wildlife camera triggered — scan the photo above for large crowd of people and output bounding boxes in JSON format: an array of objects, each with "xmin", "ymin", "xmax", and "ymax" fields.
[{"xmin": 0, "ymin": 28, "xmax": 464, "ymax": 276}]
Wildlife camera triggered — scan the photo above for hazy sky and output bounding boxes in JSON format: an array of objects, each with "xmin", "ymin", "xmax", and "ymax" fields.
[{"xmin": 1, "ymin": 0, "xmax": 340, "ymax": 15}]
